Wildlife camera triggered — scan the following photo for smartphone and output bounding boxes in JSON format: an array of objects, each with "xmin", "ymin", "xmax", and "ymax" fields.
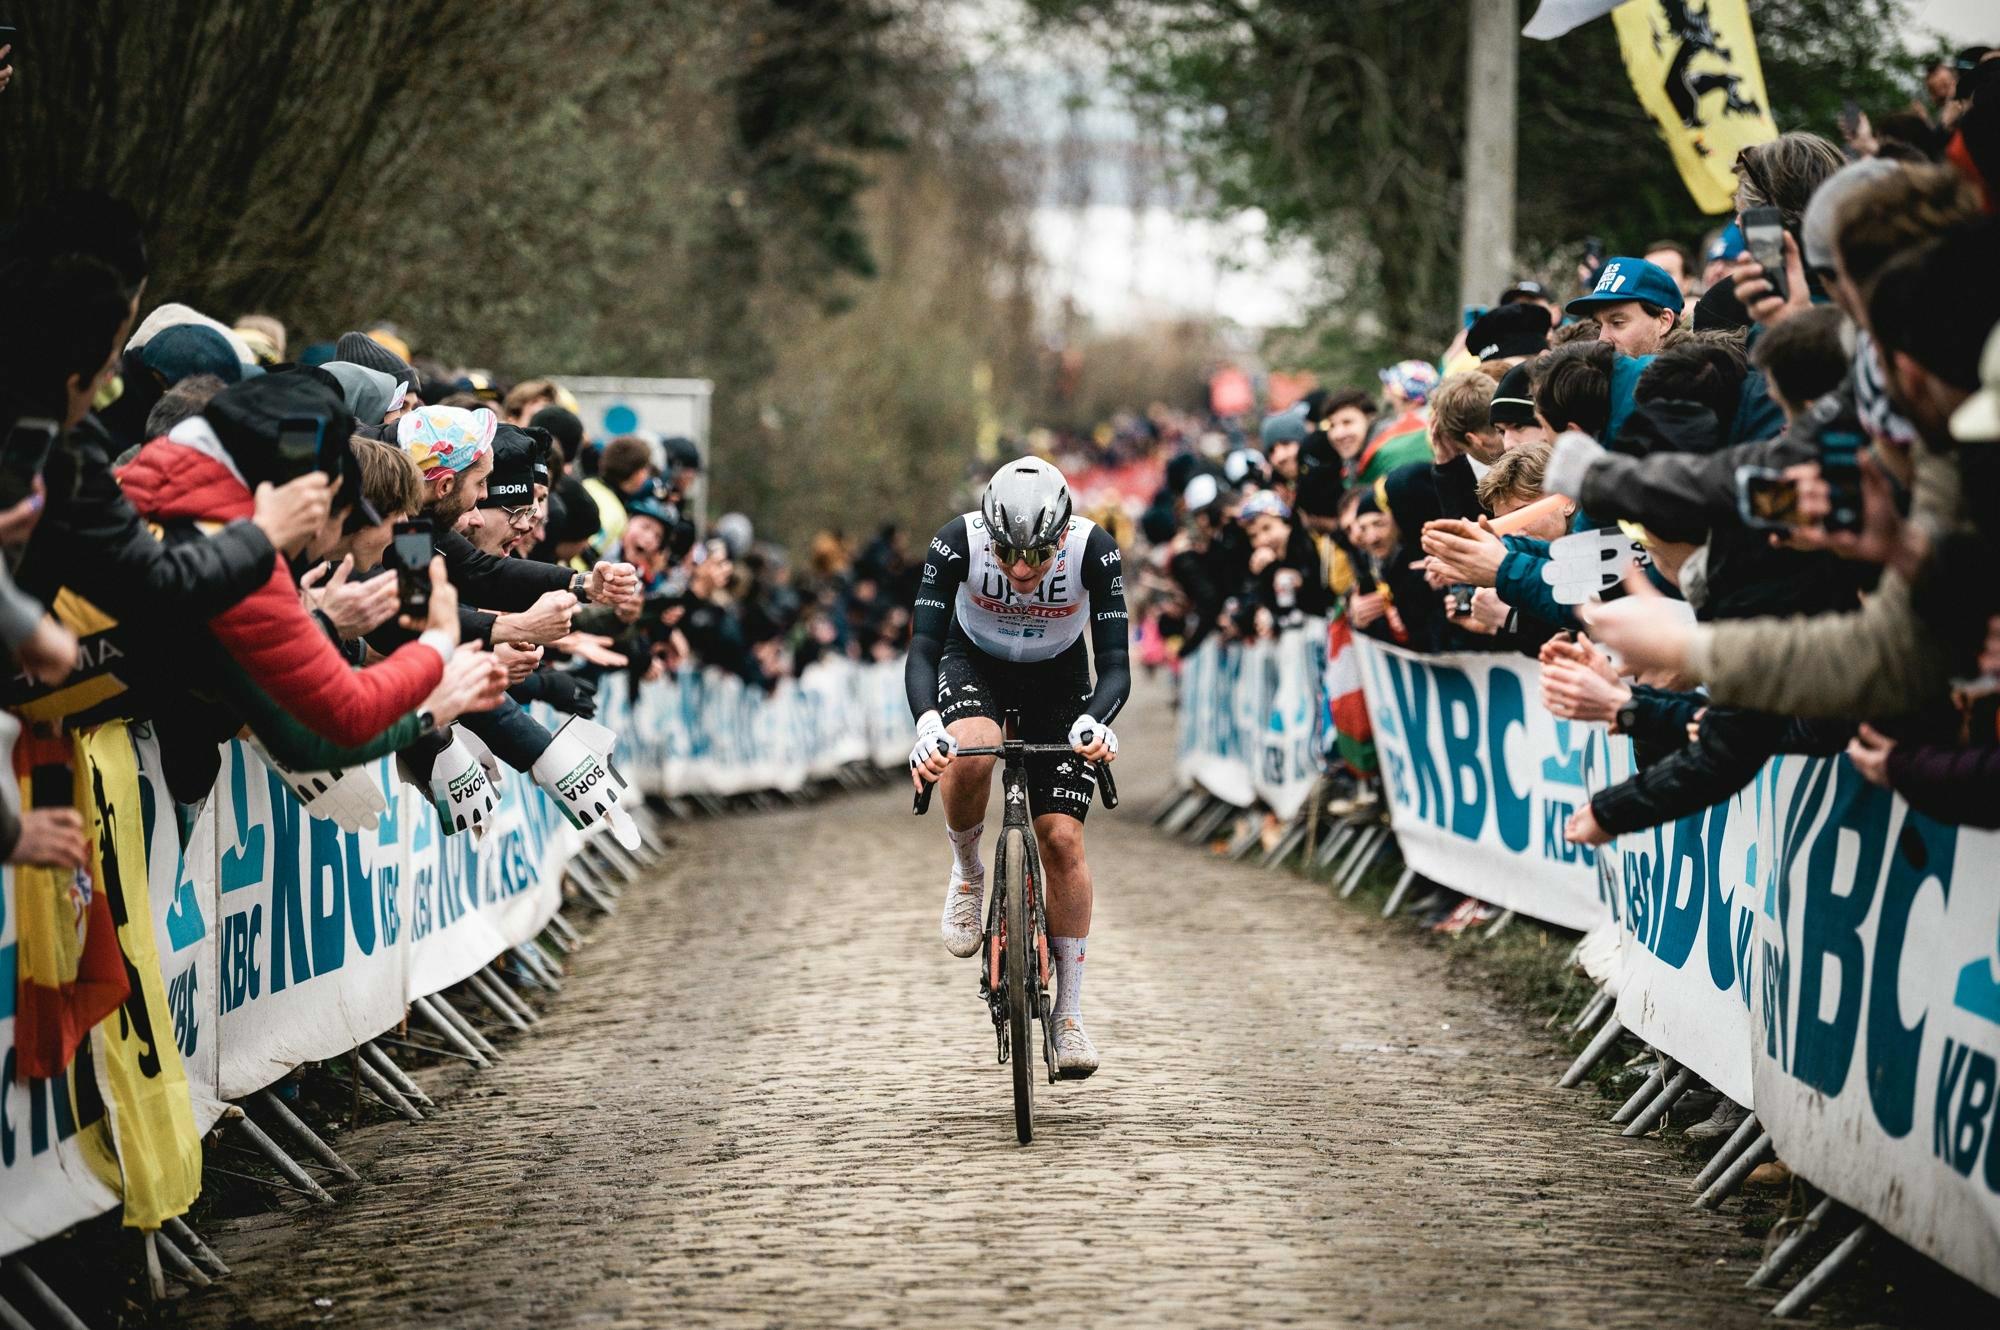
[
  {"xmin": 1735, "ymin": 465, "xmax": 1802, "ymax": 531},
  {"xmin": 1447, "ymin": 584, "xmax": 1475, "ymax": 618},
  {"xmin": 1579, "ymin": 236, "xmax": 1605, "ymax": 287},
  {"xmin": 1742, "ymin": 206, "xmax": 1788, "ymax": 304},
  {"xmin": 314, "ymin": 428, "xmax": 345, "ymax": 479},
  {"xmin": 637, "ymin": 592, "xmax": 679, "ymax": 630},
  {"xmin": 0, "ymin": 26, "xmax": 16, "ymax": 57},
  {"xmin": 384, "ymin": 517, "xmax": 434, "ymax": 619},
  {"xmin": 1819, "ymin": 427, "xmax": 1865, "ymax": 535},
  {"xmin": 1839, "ymin": 98, "xmax": 1862, "ymax": 137},
  {"xmin": 275, "ymin": 415, "xmax": 326, "ymax": 472},
  {"xmin": 0, "ymin": 417, "xmax": 59, "ymax": 509}
]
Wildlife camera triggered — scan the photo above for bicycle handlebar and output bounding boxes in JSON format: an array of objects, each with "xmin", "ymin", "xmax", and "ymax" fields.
[{"xmin": 912, "ymin": 747, "xmax": 1118, "ymax": 815}]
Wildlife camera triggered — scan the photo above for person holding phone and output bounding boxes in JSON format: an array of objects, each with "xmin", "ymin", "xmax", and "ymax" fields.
[
  {"xmin": 218, "ymin": 436, "xmax": 506, "ymax": 788},
  {"xmin": 113, "ymin": 372, "xmax": 461, "ymax": 799},
  {"xmin": 1730, "ymin": 206, "xmax": 1813, "ymax": 331}
]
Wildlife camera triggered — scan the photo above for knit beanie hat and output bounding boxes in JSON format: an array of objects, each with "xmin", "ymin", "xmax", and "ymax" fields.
[
  {"xmin": 127, "ymin": 302, "xmax": 256, "ymax": 366},
  {"xmin": 204, "ymin": 371, "xmax": 355, "ymax": 491},
  {"xmin": 319, "ymin": 361, "xmax": 399, "ymax": 426},
  {"xmin": 478, "ymin": 424, "xmax": 540, "ymax": 509},
  {"xmin": 1488, "ymin": 362, "xmax": 1538, "ymax": 427},
  {"xmin": 336, "ymin": 330, "xmax": 417, "ymax": 390},
  {"xmin": 1259, "ymin": 404, "xmax": 1309, "ymax": 448},
  {"xmin": 528, "ymin": 405, "xmax": 584, "ymax": 461},
  {"xmin": 546, "ymin": 475, "xmax": 603, "ymax": 544},
  {"xmin": 143, "ymin": 324, "xmax": 249, "ymax": 387}
]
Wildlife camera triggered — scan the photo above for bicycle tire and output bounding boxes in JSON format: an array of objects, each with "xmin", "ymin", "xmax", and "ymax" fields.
[{"xmin": 997, "ymin": 824, "xmax": 1034, "ymax": 1145}]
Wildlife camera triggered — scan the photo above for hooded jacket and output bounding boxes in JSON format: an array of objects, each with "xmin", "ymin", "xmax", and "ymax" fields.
[{"xmin": 117, "ymin": 419, "xmax": 443, "ymax": 749}]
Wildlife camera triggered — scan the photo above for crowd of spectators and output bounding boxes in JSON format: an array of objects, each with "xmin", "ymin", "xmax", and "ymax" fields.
[
  {"xmin": 0, "ymin": 186, "xmax": 913, "ymax": 860},
  {"xmin": 1122, "ymin": 43, "xmax": 2000, "ymax": 1146}
]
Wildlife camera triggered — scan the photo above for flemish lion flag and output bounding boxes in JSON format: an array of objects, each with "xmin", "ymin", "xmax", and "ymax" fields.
[
  {"xmin": 79, "ymin": 720, "xmax": 203, "ymax": 1229},
  {"xmin": 1611, "ymin": 0, "xmax": 1779, "ymax": 214}
]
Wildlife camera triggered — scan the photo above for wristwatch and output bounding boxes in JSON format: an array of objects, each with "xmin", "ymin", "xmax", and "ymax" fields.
[
  {"xmin": 416, "ymin": 709, "xmax": 438, "ymax": 737},
  {"xmin": 569, "ymin": 572, "xmax": 590, "ymax": 601},
  {"xmin": 1614, "ymin": 701, "xmax": 1639, "ymax": 735}
]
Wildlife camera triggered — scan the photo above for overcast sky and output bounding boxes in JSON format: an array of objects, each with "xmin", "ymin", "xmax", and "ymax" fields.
[{"xmin": 988, "ymin": 1, "xmax": 1995, "ymax": 332}]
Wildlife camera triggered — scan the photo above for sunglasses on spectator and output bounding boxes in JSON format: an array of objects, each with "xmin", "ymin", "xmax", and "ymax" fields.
[{"xmin": 993, "ymin": 541, "xmax": 1057, "ymax": 568}]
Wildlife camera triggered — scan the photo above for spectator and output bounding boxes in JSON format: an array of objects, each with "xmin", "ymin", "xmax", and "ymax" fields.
[
  {"xmin": 583, "ymin": 435, "xmax": 655, "ymax": 545},
  {"xmin": 1487, "ymin": 362, "xmax": 1548, "ymax": 453},
  {"xmin": 1563, "ymin": 256, "xmax": 1682, "ymax": 357},
  {"xmin": 115, "ymin": 372, "xmax": 456, "ymax": 797},
  {"xmin": 1644, "ymin": 239, "xmax": 1698, "ymax": 298},
  {"xmin": 1463, "ymin": 303, "xmax": 1551, "ymax": 373}
]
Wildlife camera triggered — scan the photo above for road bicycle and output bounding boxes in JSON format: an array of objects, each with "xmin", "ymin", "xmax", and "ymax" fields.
[{"xmin": 914, "ymin": 710, "xmax": 1117, "ymax": 1144}]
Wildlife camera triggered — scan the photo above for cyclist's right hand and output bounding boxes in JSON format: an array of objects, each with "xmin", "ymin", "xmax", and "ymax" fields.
[{"xmin": 909, "ymin": 710, "xmax": 957, "ymax": 790}]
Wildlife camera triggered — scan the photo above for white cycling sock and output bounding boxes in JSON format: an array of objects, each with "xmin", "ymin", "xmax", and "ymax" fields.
[
  {"xmin": 1051, "ymin": 935, "xmax": 1086, "ymax": 1018},
  {"xmin": 946, "ymin": 820, "xmax": 985, "ymax": 879}
]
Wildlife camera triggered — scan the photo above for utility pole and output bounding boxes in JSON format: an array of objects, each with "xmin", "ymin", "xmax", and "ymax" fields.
[{"xmin": 1458, "ymin": 0, "xmax": 1519, "ymax": 317}]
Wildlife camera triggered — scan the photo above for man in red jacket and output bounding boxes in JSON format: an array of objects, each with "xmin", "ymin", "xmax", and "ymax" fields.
[{"xmin": 118, "ymin": 373, "xmax": 459, "ymax": 758}]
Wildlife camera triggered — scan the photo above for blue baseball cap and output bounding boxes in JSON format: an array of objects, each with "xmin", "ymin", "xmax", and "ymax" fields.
[
  {"xmin": 1564, "ymin": 257, "xmax": 1684, "ymax": 316},
  {"xmin": 1705, "ymin": 223, "xmax": 1744, "ymax": 264}
]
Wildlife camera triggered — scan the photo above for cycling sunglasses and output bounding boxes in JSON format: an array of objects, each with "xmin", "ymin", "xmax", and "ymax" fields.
[{"xmin": 992, "ymin": 540, "xmax": 1058, "ymax": 568}]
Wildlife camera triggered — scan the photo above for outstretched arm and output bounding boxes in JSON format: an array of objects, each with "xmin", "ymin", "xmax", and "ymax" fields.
[
  {"xmin": 904, "ymin": 517, "xmax": 969, "ymax": 720},
  {"xmin": 1081, "ymin": 525, "xmax": 1131, "ymax": 725}
]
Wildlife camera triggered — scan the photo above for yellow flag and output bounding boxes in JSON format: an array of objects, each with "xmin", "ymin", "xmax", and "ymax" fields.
[
  {"xmin": 78, "ymin": 720, "xmax": 203, "ymax": 1229},
  {"xmin": 1611, "ymin": 0, "xmax": 1779, "ymax": 214}
]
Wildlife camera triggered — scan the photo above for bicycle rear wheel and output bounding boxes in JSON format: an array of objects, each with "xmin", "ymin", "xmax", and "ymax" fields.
[{"xmin": 997, "ymin": 825, "xmax": 1034, "ymax": 1144}]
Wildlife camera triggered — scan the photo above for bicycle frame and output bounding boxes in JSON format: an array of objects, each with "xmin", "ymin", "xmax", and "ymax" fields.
[{"xmin": 911, "ymin": 713, "xmax": 1119, "ymax": 1128}]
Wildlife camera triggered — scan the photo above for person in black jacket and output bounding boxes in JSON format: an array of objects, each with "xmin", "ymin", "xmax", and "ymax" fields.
[
  {"xmin": 1, "ymin": 211, "xmax": 304, "ymax": 657},
  {"xmin": 1375, "ymin": 462, "xmax": 1453, "ymax": 653}
]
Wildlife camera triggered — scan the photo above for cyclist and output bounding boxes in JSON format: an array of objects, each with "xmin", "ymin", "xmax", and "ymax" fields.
[{"xmin": 906, "ymin": 457, "xmax": 1130, "ymax": 1077}]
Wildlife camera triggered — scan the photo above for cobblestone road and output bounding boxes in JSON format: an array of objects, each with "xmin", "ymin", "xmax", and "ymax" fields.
[{"xmin": 175, "ymin": 681, "xmax": 1784, "ymax": 1329}]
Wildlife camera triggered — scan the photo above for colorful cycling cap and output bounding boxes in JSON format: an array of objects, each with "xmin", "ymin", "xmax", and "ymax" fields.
[
  {"xmin": 1237, "ymin": 489, "xmax": 1293, "ymax": 522},
  {"xmin": 1378, "ymin": 358, "xmax": 1441, "ymax": 405},
  {"xmin": 399, "ymin": 404, "xmax": 496, "ymax": 478}
]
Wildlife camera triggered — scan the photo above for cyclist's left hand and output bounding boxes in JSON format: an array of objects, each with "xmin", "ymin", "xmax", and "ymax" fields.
[{"xmin": 1068, "ymin": 714, "xmax": 1119, "ymax": 763}]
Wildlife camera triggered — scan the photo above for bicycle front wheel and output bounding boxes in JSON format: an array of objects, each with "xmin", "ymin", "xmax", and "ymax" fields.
[{"xmin": 997, "ymin": 824, "xmax": 1035, "ymax": 1145}]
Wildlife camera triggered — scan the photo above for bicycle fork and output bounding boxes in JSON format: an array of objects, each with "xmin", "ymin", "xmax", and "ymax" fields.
[{"xmin": 977, "ymin": 766, "xmax": 1054, "ymax": 1071}]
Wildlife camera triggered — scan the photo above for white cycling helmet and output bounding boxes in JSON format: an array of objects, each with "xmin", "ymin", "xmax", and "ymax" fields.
[{"xmin": 981, "ymin": 456, "xmax": 1072, "ymax": 553}]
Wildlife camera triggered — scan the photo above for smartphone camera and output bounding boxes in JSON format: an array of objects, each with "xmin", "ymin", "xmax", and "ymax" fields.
[
  {"xmin": 385, "ymin": 518, "xmax": 434, "ymax": 619},
  {"xmin": 0, "ymin": 417, "xmax": 60, "ymax": 510},
  {"xmin": 1735, "ymin": 465, "xmax": 1802, "ymax": 532},
  {"xmin": 275, "ymin": 415, "xmax": 326, "ymax": 474},
  {"xmin": 1819, "ymin": 428, "xmax": 1865, "ymax": 535},
  {"xmin": 1741, "ymin": 205, "xmax": 1788, "ymax": 304}
]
